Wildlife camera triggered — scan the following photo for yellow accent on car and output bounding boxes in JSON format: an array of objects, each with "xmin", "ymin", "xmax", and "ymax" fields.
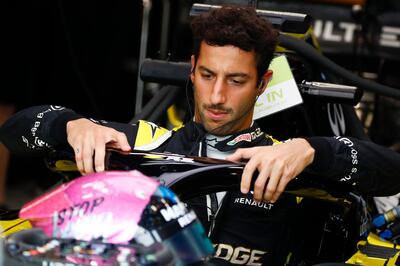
[
  {"xmin": 134, "ymin": 120, "xmax": 173, "ymax": 151},
  {"xmin": 266, "ymin": 134, "xmax": 281, "ymax": 144},
  {"xmin": 276, "ymin": 28, "xmax": 321, "ymax": 53},
  {"xmin": 0, "ymin": 219, "xmax": 32, "ymax": 237},
  {"xmin": 346, "ymin": 233, "xmax": 400, "ymax": 265},
  {"xmin": 167, "ymin": 105, "xmax": 183, "ymax": 128},
  {"xmin": 296, "ymin": 197, "xmax": 303, "ymax": 204},
  {"xmin": 55, "ymin": 160, "xmax": 78, "ymax": 171}
]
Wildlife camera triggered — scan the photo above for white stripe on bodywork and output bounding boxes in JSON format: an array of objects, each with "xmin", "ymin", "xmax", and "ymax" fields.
[{"xmin": 134, "ymin": 131, "xmax": 172, "ymax": 151}]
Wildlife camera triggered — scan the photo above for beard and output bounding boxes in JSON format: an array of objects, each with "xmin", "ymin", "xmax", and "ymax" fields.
[{"xmin": 198, "ymin": 103, "xmax": 241, "ymax": 136}]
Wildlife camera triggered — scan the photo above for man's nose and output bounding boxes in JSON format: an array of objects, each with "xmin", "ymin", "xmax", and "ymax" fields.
[{"xmin": 210, "ymin": 79, "xmax": 226, "ymax": 105}]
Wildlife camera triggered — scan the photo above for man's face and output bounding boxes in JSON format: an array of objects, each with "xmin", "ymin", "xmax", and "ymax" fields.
[{"xmin": 191, "ymin": 42, "xmax": 269, "ymax": 136}]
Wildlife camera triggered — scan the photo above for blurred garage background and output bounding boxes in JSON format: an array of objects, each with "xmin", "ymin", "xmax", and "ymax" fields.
[{"xmin": 1, "ymin": 0, "xmax": 400, "ymax": 208}]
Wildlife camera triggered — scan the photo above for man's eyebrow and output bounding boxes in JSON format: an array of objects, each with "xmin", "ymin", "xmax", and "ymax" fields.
[
  {"xmin": 226, "ymin": 73, "xmax": 249, "ymax": 79},
  {"xmin": 198, "ymin": 66, "xmax": 215, "ymax": 74},
  {"xmin": 198, "ymin": 66, "xmax": 249, "ymax": 78}
]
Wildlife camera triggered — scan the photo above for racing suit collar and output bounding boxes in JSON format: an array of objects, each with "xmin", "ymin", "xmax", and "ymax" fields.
[
  {"xmin": 202, "ymin": 122, "xmax": 265, "ymax": 152},
  {"xmin": 188, "ymin": 121, "xmax": 208, "ymax": 142}
]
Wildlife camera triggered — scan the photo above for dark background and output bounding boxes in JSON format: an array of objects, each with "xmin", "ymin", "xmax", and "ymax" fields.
[
  {"xmin": 2, "ymin": 0, "xmax": 196, "ymax": 190},
  {"xmin": 3, "ymin": 0, "xmax": 400, "ymax": 127},
  {"xmin": 3, "ymin": 0, "xmax": 142, "ymax": 121},
  {"xmin": 2, "ymin": 0, "xmax": 400, "ymax": 194}
]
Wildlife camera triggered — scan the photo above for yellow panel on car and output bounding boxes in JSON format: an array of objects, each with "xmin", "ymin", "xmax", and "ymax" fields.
[
  {"xmin": 346, "ymin": 233, "xmax": 400, "ymax": 265},
  {"xmin": 134, "ymin": 120, "xmax": 172, "ymax": 151},
  {"xmin": 0, "ymin": 218, "xmax": 32, "ymax": 237}
]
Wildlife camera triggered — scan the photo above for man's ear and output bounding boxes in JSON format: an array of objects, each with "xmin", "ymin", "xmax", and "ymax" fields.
[
  {"xmin": 258, "ymin": 70, "xmax": 273, "ymax": 95},
  {"xmin": 190, "ymin": 55, "xmax": 196, "ymax": 83}
]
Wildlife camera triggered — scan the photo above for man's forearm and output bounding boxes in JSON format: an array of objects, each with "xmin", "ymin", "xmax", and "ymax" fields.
[
  {"xmin": 306, "ymin": 136, "xmax": 400, "ymax": 196},
  {"xmin": 0, "ymin": 105, "xmax": 138, "ymax": 157},
  {"xmin": 0, "ymin": 105, "xmax": 83, "ymax": 155}
]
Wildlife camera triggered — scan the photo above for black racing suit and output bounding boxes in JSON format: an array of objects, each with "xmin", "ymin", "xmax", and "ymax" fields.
[{"xmin": 1, "ymin": 105, "xmax": 400, "ymax": 265}]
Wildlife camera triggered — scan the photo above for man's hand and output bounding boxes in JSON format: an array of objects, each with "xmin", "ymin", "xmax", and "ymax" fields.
[
  {"xmin": 226, "ymin": 138, "xmax": 315, "ymax": 203},
  {"xmin": 66, "ymin": 118, "xmax": 131, "ymax": 174}
]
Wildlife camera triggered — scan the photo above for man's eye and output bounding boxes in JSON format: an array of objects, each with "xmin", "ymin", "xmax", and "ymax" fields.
[
  {"xmin": 230, "ymin": 79, "xmax": 244, "ymax": 85},
  {"xmin": 201, "ymin": 73, "xmax": 212, "ymax": 80}
]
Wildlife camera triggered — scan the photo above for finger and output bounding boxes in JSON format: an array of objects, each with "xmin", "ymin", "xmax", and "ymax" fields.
[
  {"xmin": 74, "ymin": 144, "xmax": 84, "ymax": 174},
  {"xmin": 226, "ymin": 147, "xmax": 258, "ymax": 162},
  {"xmin": 106, "ymin": 132, "xmax": 131, "ymax": 151},
  {"xmin": 115, "ymin": 132, "xmax": 131, "ymax": 151},
  {"xmin": 270, "ymin": 176, "xmax": 289, "ymax": 203},
  {"xmin": 226, "ymin": 149, "xmax": 243, "ymax": 162},
  {"xmin": 106, "ymin": 142, "xmax": 119, "ymax": 149},
  {"xmin": 263, "ymin": 163, "xmax": 284, "ymax": 202},
  {"xmin": 240, "ymin": 157, "xmax": 260, "ymax": 194},
  {"xmin": 82, "ymin": 142, "xmax": 95, "ymax": 174},
  {"xmin": 271, "ymin": 166, "xmax": 294, "ymax": 203},
  {"xmin": 94, "ymin": 138, "xmax": 106, "ymax": 172},
  {"xmin": 253, "ymin": 168, "xmax": 271, "ymax": 201}
]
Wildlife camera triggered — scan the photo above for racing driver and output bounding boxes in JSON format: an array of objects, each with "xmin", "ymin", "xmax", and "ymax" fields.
[{"xmin": 2, "ymin": 5, "xmax": 400, "ymax": 265}]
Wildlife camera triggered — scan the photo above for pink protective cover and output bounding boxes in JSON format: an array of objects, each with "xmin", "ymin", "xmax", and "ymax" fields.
[{"xmin": 19, "ymin": 170, "xmax": 159, "ymax": 243}]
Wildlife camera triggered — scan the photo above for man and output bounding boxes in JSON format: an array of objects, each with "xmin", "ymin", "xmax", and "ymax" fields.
[{"xmin": 1, "ymin": 6, "xmax": 400, "ymax": 265}]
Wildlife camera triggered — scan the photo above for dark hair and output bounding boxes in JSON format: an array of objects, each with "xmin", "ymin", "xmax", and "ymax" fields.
[{"xmin": 191, "ymin": 6, "xmax": 278, "ymax": 83}]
